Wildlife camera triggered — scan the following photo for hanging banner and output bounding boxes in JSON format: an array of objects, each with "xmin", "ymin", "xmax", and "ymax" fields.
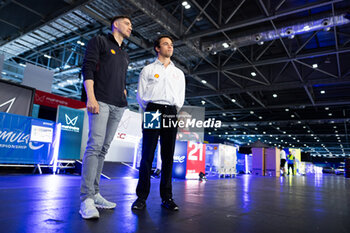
[
  {"xmin": 0, "ymin": 112, "xmax": 54, "ymax": 164},
  {"xmin": 22, "ymin": 63, "xmax": 54, "ymax": 93},
  {"xmin": 56, "ymin": 105, "xmax": 84, "ymax": 160},
  {"xmin": 34, "ymin": 89, "xmax": 86, "ymax": 109}
]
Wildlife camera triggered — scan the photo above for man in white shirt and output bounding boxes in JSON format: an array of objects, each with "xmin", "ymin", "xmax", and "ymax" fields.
[
  {"xmin": 132, "ymin": 35, "xmax": 185, "ymax": 211},
  {"xmin": 280, "ymin": 147, "xmax": 287, "ymax": 176}
]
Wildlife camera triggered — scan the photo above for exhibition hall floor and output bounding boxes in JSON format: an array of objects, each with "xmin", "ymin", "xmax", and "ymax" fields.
[{"xmin": 0, "ymin": 174, "xmax": 349, "ymax": 233}]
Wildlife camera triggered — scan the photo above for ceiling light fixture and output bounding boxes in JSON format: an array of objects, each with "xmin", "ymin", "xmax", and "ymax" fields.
[{"xmin": 222, "ymin": 42, "xmax": 229, "ymax": 48}]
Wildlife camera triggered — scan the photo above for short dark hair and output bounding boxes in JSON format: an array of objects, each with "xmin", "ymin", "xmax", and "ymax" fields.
[
  {"xmin": 153, "ymin": 35, "xmax": 174, "ymax": 54},
  {"xmin": 110, "ymin": 15, "xmax": 132, "ymax": 31}
]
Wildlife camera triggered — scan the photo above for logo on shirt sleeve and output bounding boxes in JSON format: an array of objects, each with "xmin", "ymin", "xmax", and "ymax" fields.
[
  {"xmin": 154, "ymin": 74, "xmax": 159, "ymax": 78},
  {"xmin": 110, "ymin": 49, "xmax": 116, "ymax": 54}
]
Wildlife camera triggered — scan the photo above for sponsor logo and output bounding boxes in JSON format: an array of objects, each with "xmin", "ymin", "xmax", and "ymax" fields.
[
  {"xmin": 143, "ymin": 110, "xmax": 161, "ymax": 129},
  {"xmin": 46, "ymin": 97, "xmax": 68, "ymax": 106},
  {"xmin": 0, "ymin": 97, "xmax": 16, "ymax": 113},
  {"xmin": 35, "ymin": 95, "xmax": 45, "ymax": 102},
  {"xmin": 29, "ymin": 142, "xmax": 44, "ymax": 150},
  {"xmin": 62, "ymin": 114, "xmax": 79, "ymax": 133},
  {"xmin": 174, "ymin": 155, "xmax": 186, "ymax": 163},
  {"xmin": 154, "ymin": 74, "xmax": 159, "ymax": 78},
  {"xmin": 111, "ymin": 49, "xmax": 116, "ymax": 54},
  {"xmin": 116, "ymin": 132, "xmax": 126, "ymax": 139},
  {"xmin": 0, "ymin": 130, "xmax": 44, "ymax": 150},
  {"xmin": 65, "ymin": 114, "xmax": 78, "ymax": 126}
]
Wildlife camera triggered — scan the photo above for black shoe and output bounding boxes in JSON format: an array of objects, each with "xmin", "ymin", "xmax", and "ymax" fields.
[
  {"xmin": 132, "ymin": 198, "xmax": 146, "ymax": 210},
  {"xmin": 161, "ymin": 199, "xmax": 179, "ymax": 211}
]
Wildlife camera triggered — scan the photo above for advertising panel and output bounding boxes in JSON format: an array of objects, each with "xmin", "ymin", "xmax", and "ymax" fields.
[
  {"xmin": 205, "ymin": 144, "xmax": 219, "ymax": 175},
  {"xmin": 186, "ymin": 141, "xmax": 206, "ymax": 179},
  {"xmin": 56, "ymin": 106, "xmax": 84, "ymax": 160},
  {"xmin": 0, "ymin": 112, "xmax": 54, "ymax": 164},
  {"xmin": 105, "ymin": 109, "xmax": 142, "ymax": 163},
  {"xmin": 172, "ymin": 141, "xmax": 188, "ymax": 179}
]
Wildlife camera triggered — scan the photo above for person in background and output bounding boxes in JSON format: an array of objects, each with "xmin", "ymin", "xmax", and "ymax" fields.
[
  {"xmin": 287, "ymin": 151, "xmax": 295, "ymax": 175},
  {"xmin": 280, "ymin": 147, "xmax": 287, "ymax": 176},
  {"xmin": 79, "ymin": 15, "xmax": 132, "ymax": 219}
]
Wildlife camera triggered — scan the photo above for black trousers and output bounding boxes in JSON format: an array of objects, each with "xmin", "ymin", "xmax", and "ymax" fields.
[
  {"xmin": 136, "ymin": 103, "xmax": 178, "ymax": 200},
  {"xmin": 287, "ymin": 163, "xmax": 294, "ymax": 175}
]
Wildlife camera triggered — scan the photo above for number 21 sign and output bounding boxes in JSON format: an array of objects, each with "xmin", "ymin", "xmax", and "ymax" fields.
[{"xmin": 186, "ymin": 141, "xmax": 206, "ymax": 179}]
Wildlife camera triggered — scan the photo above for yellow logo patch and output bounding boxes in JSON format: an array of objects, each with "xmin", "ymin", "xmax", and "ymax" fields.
[
  {"xmin": 110, "ymin": 49, "xmax": 116, "ymax": 54},
  {"xmin": 154, "ymin": 74, "xmax": 159, "ymax": 78}
]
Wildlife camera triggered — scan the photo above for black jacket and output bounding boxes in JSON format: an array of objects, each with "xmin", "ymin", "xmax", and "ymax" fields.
[{"xmin": 82, "ymin": 33, "xmax": 129, "ymax": 107}]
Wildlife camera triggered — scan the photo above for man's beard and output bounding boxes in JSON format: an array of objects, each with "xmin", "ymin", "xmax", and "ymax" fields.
[
  {"xmin": 121, "ymin": 32, "xmax": 130, "ymax": 38},
  {"xmin": 119, "ymin": 29, "xmax": 130, "ymax": 38}
]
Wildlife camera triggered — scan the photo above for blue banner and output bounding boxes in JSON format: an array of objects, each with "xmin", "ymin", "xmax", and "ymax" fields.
[
  {"xmin": 172, "ymin": 141, "xmax": 188, "ymax": 179},
  {"xmin": 56, "ymin": 106, "xmax": 84, "ymax": 160},
  {"xmin": 236, "ymin": 153, "xmax": 246, "ymax": 173},
  {"xmin": 205, "ymin": 144, "xmax": 219, "ymax": 174},
  {"xmin": 0, "ymin": 112, "xmax": 54, "ymax": 164}
]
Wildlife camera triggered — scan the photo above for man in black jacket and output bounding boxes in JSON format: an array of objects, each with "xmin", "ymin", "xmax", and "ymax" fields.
[{"xmin": 80, "ymin": 15, "xmax": 132, "ymax": 219}]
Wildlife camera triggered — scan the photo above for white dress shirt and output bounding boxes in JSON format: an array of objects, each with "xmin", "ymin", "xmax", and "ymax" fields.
[
  {"xmin": 137, "ymin": 59, "xmax": 186, "ymax": 111},
  {"xmin": 280, "ymin": 150, "xmax": 286, "ymax": 160}
]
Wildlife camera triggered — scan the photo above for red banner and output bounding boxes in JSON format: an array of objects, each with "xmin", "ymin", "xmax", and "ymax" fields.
[
  {"xmin": 34, "ymin": 90, "xmax": 86, "ymax": 109},
  {"xmin": 186, "ymin": 141, "xmax": 206, "ymax": 178}
]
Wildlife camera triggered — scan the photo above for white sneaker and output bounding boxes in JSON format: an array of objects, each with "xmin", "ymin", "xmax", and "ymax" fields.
[
  {"xmin": 94, "ymin": 193, "xmax": 116, "ymax": 209},
  {"xmin": 79, "ymin": 198, "xmax": 100, "ymax": 219}
]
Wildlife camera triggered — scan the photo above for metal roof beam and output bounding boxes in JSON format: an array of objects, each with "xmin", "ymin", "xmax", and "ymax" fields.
[
  {"xmin": 294, "ymin": 59, "xmax": 338, "ymax": 79},
  {"xmin": 332, "ymin": 3, "xmax": 342, "ymax": 78},
  {"xmin": 0, "ymin": 0, "xmax": 92, "ymax": 47},
  {"xmin": 225, "ymin": 0, "xmax": 246, "ymax": 24},
  {"xmin": 205, "ymin": 99, "xmax": 350, "ymax": 113},
  {"xmin": 11, "ymin": 0, "xmax": 45, "ymax": 18},
  {"xmin": 192, "ymin": 47, "xmax": 350, "ymax": 75},
  {"xmin": 186, "ymin": 76, "xmax": 350, "ymax": 99},
  {"xmin": 124, "ymin": 0, "xmax": 217, "ymax": 69},
  {"xmin": 184, "ymin": 0, "xmax": 343, "ymax": 40}
]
